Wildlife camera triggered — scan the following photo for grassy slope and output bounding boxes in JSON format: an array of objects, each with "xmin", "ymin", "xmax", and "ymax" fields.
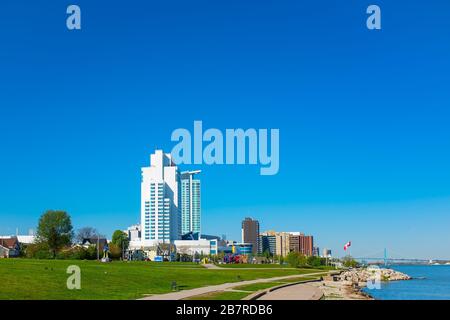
[{"xmin": 0, "ymin": 259, "xmax": 321, "ymax": 300}]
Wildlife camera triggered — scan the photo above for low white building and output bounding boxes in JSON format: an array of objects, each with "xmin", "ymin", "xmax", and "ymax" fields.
[
  {"xmin": 322, "ymin": 248, "xmax": 332, "ymax": 258},
  {"xmin": 174, "ymin": 239, "xmax": 218, "ymax": 256},
  {"xmin": 125, "ymin": 224, "xmax": 141, "ymax": 241},
  {"xmin": 125, "ymin": 224, "xmax": 142, "ymax": 250},
  {"xmin": 1, "ymin": 235, "xmax": 35, "ymax": 245},
  {"xmin": 17, "ymin": 235, "xmax": 36, "ymax": 245}
]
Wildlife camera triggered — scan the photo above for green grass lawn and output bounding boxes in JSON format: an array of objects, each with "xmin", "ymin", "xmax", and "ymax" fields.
[{"xmin": 0, "ymin": 259, "xmax": 322, "ymax": 300}]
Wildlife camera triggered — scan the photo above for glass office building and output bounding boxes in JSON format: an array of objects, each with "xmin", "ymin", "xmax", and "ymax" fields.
[{"xmin": 181, "ymin": 170, "xmax": 201, "ymax": 236}]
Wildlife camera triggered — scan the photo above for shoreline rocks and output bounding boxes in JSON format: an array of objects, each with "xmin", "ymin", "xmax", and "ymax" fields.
[
  {"xmin": 312, "ymin": 267, "xmax": 412, "ymax": 300},
  {"xmin": 314, "ymin": 268, "xmax": 411, "ymax": 300},
  {"xmin": 338, "ymin": 267, "xmax": 411, "ymax": 287}
]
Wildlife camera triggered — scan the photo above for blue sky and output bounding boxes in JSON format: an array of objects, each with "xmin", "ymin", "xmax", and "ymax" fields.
[{"xmin": 0, "ymin": 1, "xmax": 449, "ymax": 259}]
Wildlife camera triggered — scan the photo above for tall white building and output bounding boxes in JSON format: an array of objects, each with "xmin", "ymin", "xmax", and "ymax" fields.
[
  {"xmin": 141, "ymin": 150, "xmax": 181, "ymax": 247},
  {"xmin": 180, "ymin": 170, "xmax": 201, "ymax": 236}
]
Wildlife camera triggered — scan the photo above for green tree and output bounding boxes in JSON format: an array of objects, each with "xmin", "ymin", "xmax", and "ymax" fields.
[
  {"xmin": 108, "ymin": 243, "xmax": 122, "ymax": 260},
  {"xmin": 217, "ymin": 251, "xmax": 225, "ymax": 263},
  {"xmin": 286, "ymin": 252, "xmax": 310, "ymax": 268},
  {"xmin": 286, "ymin": 252, "xmax": 301, "ymax": 268},
  {"xmin": 263, "ymin": 250, "xmax": 273, "ymax": 263},
  {"xmin": 36, "ymin": 210, "xmax": 73, "ymax": 258},
  {"xmin": 307, "ymin": 255, "xmax": 324, "ymax": 267},
  {"xmin": 342, "ymin": 255, "xmax": 359, "ymax": 268},
  {"xmin": 275, "ymin": 255, "xmax": 284, "ymax": 265},
  {"xmin": 111, "ymin": 230, "xmax": 129, "ymax": 252},
  {"xmin": 25, "ymin": 242, "xmax": 52, "ymax": 259}
]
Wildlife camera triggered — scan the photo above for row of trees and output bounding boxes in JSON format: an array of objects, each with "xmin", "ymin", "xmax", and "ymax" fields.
[
  {"xmin": 285, "ymin": 252, "xmax": 359, "ymax": 268},
  {"xmin": 285, "ymin": 252, "xmax": 328, "ymax": 268},
  {"xmin": 24, "ymin": 210, "xmax": 129, "ymax": 260}
]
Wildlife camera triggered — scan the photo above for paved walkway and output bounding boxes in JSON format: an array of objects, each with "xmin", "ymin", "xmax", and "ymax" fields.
[
  {"xmin": 140, "ymin": 272, "xmax": 326, "ymax": 300},
  {"xmin": 257, "ymin": 283, "xmax": 323, "ymax": 300},
  {"xmin": 202, "ymin": 264, "xmax": 296, "ymax": 270},
  {"xmin": 202, "ymin": 264, "xmax": 222, "ymax": 269}
]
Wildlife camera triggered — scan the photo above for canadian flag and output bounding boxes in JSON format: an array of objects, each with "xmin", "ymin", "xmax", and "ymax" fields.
[{"xmin": 344, "ymin": 241, "xmax": 351, "ymax": 251}]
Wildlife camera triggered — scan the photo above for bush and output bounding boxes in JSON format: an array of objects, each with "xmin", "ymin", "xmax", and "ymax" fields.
[
  {"xmin": 286, "ymin": 252, "xmax": 302, "ymax": 268},
  {"xmin": 56, "ymin": 247, "xmax": 90, "ymax": 260},
  {"xmin": 307, "ymin": 256, "xmax": 325, "ymax": 267},
  {"xmin": 25, "ymin": 242, "xmax": 101, "ymax": 260},
  {"xmin": 85, "ymin": 245, "xmax": 98, "ymax": 259},
  {"xmin": 25, "ymin": 242, "xmax": 53, "ymax": 259},
  {"xmin": 342, "ymin": 255, "xmax": 359, "ymax": 268},
  {"xmin": 286, "ymin": 252, "xmax": 320, "ymax": 268},
  {"xmin": 109, "ymin": 243, "xmax": 122, "ymax": 260}
]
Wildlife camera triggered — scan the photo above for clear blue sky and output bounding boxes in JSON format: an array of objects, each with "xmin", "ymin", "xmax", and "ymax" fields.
[{"xmin": 1, "ymin": 1, "xmax": 449, "ymax": 259}]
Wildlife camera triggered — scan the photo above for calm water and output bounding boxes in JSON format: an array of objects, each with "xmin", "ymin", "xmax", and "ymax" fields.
[{"xmin": 363, "ymin": 265, "xmax": 450, "ymax": 300}]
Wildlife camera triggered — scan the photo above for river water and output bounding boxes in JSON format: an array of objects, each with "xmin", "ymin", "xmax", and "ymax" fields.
[{"xmin": 362, "ymin": 265, "xmax": 450, "ymax": 300}]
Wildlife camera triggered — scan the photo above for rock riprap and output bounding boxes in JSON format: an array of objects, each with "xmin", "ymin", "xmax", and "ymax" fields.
[{"xmin": 338, "ymin": 268, "xmax": 411, "ymax": 286}]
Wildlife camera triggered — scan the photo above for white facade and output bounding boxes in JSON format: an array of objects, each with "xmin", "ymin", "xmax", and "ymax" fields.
[
  {"xmin": 125, "ymin": 224, "xmax": 142, "ymax": 250},
  {"xmin": 141, "ymin": 150, "xmax": 181, "ymax": 247},
  {"xmin": 126, "ymin": 224, "xmax": 141, "ymax": 242},
  {"xmin": 174, "ymin": 239, "xmax": 218, "ymax": 256},
  {"xmin": 322, "ymin": 248, "xmax": 332, "ymax": 258},
  {"xmin": 17, "ymin": 235, "xmax": 35, "ymax": 244}
]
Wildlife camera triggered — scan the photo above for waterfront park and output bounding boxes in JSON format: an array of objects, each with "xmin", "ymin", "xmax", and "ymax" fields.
[{"xmin": 0, "ymin": 259, "xmax": 329, "ymax": 300}]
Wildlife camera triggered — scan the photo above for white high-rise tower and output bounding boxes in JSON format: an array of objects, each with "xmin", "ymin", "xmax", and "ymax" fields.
[{"xmin": 141, "ymin": 150, "xmax": 181, "ymax": 247}]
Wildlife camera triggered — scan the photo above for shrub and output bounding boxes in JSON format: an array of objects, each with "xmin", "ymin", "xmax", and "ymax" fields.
[
  {"xmin": 342, "ymin": 255, "xmax": 359, "ymax": 268},
  {"xmin": 109, "ymin": 243, "xmax": 122, "ymax": 260},
  {"xmin": 307, "ymin": 256, "xmax": 325, "ymax": 267},
  {"xmin": 25, "ymin": 242, "xmax": 53, "ymax": 259},
  {"xmin": 286, "ymin": 252, "xmax": 301, "ymax": 268}
]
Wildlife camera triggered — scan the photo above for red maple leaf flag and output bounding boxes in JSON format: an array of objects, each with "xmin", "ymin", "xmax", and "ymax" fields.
[{"xmin": 344, "ymin": 241, "xmax": 351, "ymax": 251}]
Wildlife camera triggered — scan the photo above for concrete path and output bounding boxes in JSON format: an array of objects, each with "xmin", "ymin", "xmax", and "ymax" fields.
[
  {"xmin": 257, "ymin": 283, "xmax": 323, "ymax": 300},
  {"xmin": 202, "ymin": 264, "xmax": 222, "ymax": 269},
  {"xmin": 202, "ymin": 264, "xmax": 296, "ymax": 270},
  {"xmin": 140, "ymin": 272, "xmax": 326, "ymax": 300}
]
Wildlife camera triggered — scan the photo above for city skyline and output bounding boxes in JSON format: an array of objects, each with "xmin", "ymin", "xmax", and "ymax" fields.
[{"xmin": 1, "ymin": 1, "xmax": 450, "ymax": 260}]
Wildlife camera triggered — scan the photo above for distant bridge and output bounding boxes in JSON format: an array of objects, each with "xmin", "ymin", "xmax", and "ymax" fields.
[
  {"xmin": 354, "ymin": 257, "xmax": 431, "ymax": 265},
  {"xmin": 351, "ymin": 248, "xmax": 437, "ymax": 266}
]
